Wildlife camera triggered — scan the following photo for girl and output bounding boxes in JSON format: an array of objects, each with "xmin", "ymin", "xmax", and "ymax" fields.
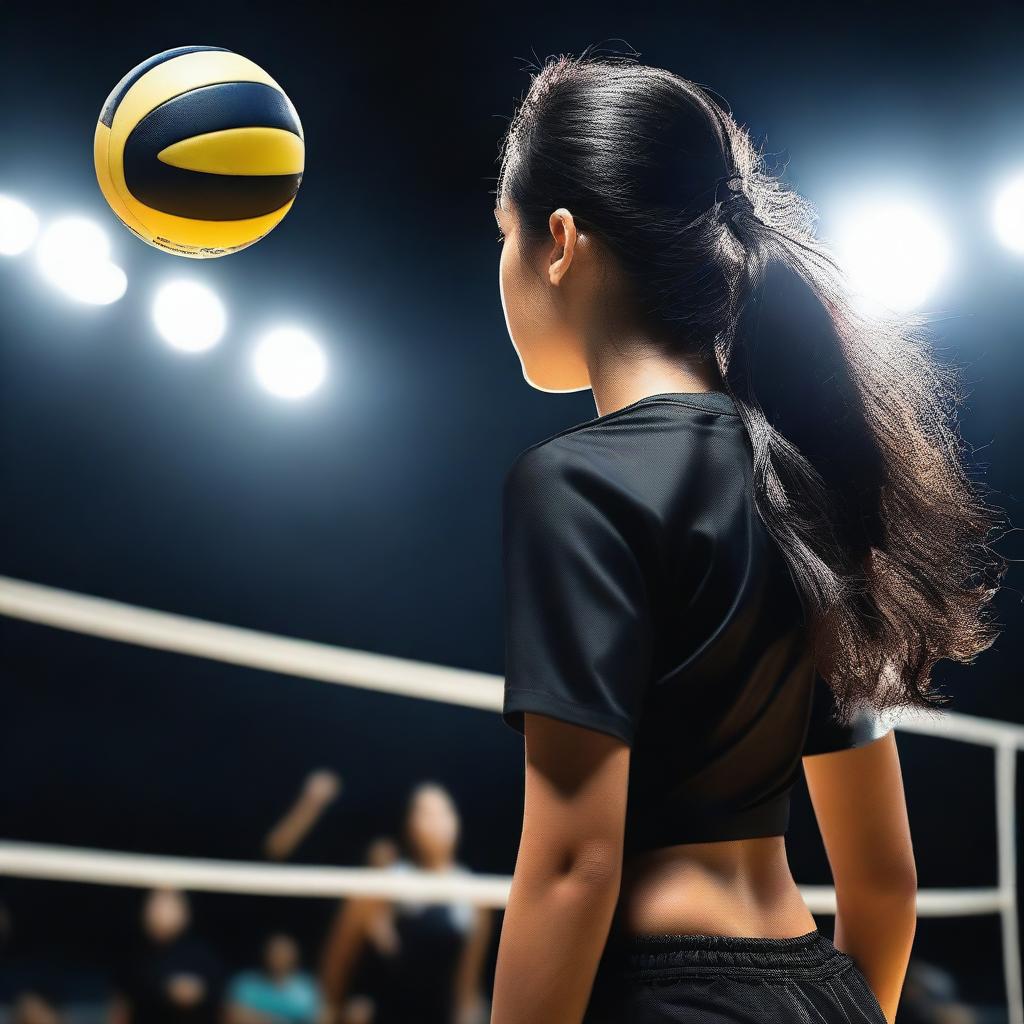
[{"xmin": 489, "ymin": 48, "xmax": 1006, "ymax": 1024}]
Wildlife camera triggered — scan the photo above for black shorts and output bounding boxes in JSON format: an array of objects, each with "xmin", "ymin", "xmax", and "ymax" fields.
[{"xmin": 582, "ymin": 927, "xmax": 887, "ymax": 1023}]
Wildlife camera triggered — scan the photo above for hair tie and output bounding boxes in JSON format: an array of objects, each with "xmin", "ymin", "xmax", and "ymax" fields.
[{"xmin": 713, "ymin": 171, "xmax": 753, "ymax": 231}]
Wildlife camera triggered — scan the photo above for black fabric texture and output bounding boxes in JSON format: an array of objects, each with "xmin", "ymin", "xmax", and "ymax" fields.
[
  {"xmin": 501, "ymin": 391, "xmax": 892, "ymax": 851},
  {"xmin": 582, "ymin": 928, "xmax": 888, "ymax": 1023}
]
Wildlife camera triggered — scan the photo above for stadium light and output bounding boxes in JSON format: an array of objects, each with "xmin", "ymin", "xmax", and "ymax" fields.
[
  {"xmin": 992, "ymin": 173, "xmax": 1024, "ymax": 255},
  {"xmin": 36, "ymin": 216, "xmax": 127, "ymax": 305},
  {"xmin": 152, "ymin": 280, "xmax": 227, "ymax": 353},
  {"xmin": 252, "ymin": 326, "xmax": 327, "ymax": 399},
  {"xmin": 0, "ymin": 195, "xmax": 39, "ymax": 256},
  {"xmin": 832, "ymin": 198, "xmax": 951, "ymax": 312}
]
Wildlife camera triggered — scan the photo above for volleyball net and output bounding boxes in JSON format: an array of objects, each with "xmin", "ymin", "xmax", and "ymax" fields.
[{"xmin": 1, "ymin": 575, "xmax": 1020, "ymax": 1021}]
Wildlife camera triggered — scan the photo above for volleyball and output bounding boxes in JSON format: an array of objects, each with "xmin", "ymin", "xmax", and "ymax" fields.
[{"xmin": 93, "ymin": 46, "xmax": 304, "ymax": 258}]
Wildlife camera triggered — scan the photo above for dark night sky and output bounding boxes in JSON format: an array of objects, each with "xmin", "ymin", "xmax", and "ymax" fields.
[{"xmin": 1, "ymin": 0, "xmax": 1022, "ymax": 1005}]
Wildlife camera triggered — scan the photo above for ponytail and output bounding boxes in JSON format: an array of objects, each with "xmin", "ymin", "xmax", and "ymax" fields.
[
  {"xmin": 497, "ymin": 48, "xmax": 1009, "ymax": 722},
  {"xmin": 706, "ymin": 123, "xmax": 1007, "ymax": 720}
]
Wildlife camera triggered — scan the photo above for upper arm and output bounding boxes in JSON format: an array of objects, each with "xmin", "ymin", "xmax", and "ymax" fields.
[
  {"xmin": 501, "ymin": 445, "xmax": 651, "ymax": 868},
  {"xmin": 803, "ymin": 730, "xmax": 917, "ymax": 894},
  {"xmin": 519, "ymin": 713, "xmax": 631, "ymax": 881},
  {"xmin": 500, "ymin": 446, "xmax": 654, "ymax": 748},
  {"xmin": 800, "ymin": 672, "xmax": 914, "ymax": 891}
]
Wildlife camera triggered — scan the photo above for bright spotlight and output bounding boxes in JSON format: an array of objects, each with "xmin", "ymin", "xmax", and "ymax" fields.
[
  {"xmin": 58, "ymin": 261, "xmax": 127, "ymax": 306},
  {"xmin": 0, "ymin": 195, "xmax": 39, "ymax": 255},
  {"xmin": 833, "ymin": 199, "xmax": 951, "ymax": 312},
  {"xmin": 992, "ymin": 174, "xmax": 1024, "ymax": 254},
  {"xmin": 36, "ymin": 216, "xmax": 127, "ymax": 305},
  {"xmin": 252, "ymin": 326, "xmax": 327, "ymax": 399},
  {"xmin": 152, "ymin": 281, "xmax": 227, "ymax": 353}
]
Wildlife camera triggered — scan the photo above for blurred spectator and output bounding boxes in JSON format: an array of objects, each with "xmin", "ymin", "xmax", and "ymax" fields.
[
  {"xmin": 224, "ymin": 933, "xmax": 322, "ymax": 1024},
  {"xmin": 320, "ymin": 782, "xmax": 491, "ymax": 1024},
  {"xmin": 113, "ymin": 888, "xmax": 223, "ymax": 1024}
]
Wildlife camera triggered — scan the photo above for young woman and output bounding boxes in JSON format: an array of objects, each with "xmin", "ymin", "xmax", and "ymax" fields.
[{"xmin": 489, "ymin": 49, "xmax": 1007, "ymax": 1024}]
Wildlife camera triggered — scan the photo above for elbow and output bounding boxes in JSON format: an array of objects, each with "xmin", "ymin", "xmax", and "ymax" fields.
[
  {"xmin": 878, "ymin": 856, "xmax": 919, "ymax": 896},
  {"xmin": 565, "ymin": 839, "xmax": 623, "ymax": 889},
  {"xmin": 514, "ymin": 837, "xmax": 622, "ymax": 903},
  {"xmin": 901, "ymin": 860, "xmax": 919, "ymax": 895},
  {"xmin": 833, "ymin": 839, "xmax": 918, "ymax": 900},
  {"xmin": 836, "ymin": 862, "xmax": 918, "ymax": 905}
]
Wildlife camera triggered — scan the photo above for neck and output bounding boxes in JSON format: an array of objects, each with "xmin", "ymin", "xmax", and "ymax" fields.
[{"xmin": 586, "ymin": 342, "xmax": 725, "ymax": 419}]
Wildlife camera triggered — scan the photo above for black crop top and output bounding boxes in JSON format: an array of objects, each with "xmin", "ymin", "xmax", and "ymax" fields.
[{"xmin": 501, "ymin": 390, "xmax": 892, "ymax": 853}]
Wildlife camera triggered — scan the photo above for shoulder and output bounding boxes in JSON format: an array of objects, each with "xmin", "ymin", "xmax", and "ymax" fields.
[
  {"xmin": 503, "ymin": 433, "xmax": 632, "ymax": 517},
  {"xmin": 503, "ymin": 435, "xmax": 580, "ymax": 498},
  {"xmin": 504, "ymin": 440, "xmax": 604, "ymax": 535},
  {"xmin": 502, "ymin": 434, "xmax": 655, "ymax": 557}
]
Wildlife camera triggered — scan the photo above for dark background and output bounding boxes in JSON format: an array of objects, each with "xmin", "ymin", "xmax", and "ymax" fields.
[{"xmin": 1, "ymin": 0, "xmax": 1022, "ymax": 1010}]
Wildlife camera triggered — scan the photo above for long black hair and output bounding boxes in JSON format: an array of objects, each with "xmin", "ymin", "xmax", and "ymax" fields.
[{"xmin": 495, "ymin": 46, "xmax": 1009, "ymax": 724}]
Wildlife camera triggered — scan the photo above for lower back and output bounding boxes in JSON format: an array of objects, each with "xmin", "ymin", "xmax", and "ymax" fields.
[{"xmin": 614, "ymin": 836, "xmax": 817, "ymax": 938}]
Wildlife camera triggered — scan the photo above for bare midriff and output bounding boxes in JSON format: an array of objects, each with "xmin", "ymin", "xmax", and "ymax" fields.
[{"xmin": 613, "ymin": 835, "xmax": 818, "ymax": 939}]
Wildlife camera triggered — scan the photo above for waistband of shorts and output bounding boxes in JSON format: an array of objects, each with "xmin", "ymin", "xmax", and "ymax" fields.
[{"xmin": 605, "ymin": 928, "xmax": 855, "ymax": 982}]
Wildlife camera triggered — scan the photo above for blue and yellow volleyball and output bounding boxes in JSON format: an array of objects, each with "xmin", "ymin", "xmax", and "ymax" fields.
[{"xmin": 94, "ymin": 46, "xmax": 304, "ymax": 258}]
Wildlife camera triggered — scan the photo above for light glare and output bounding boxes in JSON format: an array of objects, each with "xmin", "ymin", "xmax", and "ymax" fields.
[
  {"xmin": 252, "ymin": 327, "xmax": 327, "ymax": 399},
  {"xmin": 36, "ymin": 216, "xmax": 127, "ymax": 305},
  {"xmin": 57, "ymin": 261, "xmax": 128, "ymax": 306},
  {"xmin": 153, "ymin": 281, "xmax": 227, "ymax": 352},
  {"xmin": 0, "ymin": 195, "xmax": 39, "ymax": 255},
  {"xmin": 833, "ymin": 199, "xmax": 950, "ymax": 312},
  {"xmin": 992, "ymin": 174, "xmax": 1024, "ymax": 254}
]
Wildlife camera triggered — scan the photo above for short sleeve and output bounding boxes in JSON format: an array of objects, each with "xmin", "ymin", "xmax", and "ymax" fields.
[
  {"xmin": 802, "ymin": 671, "xmax": 892, "ymax": 756},
  {"xmin": 501, "ymin": 446, "xmax": 654, "ymax": 746}
]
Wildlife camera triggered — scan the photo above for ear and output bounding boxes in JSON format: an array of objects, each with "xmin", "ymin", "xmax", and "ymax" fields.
[{"xmin": 547, "ymin": 207, "xmax": 578, "ymax": 287}]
